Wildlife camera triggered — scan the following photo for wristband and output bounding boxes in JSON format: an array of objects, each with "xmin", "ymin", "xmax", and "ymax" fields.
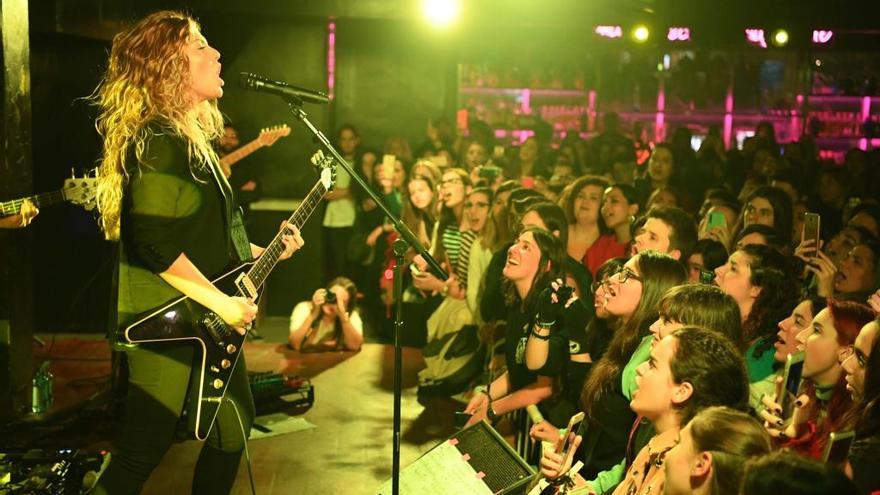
[
  {"xmin": 531, "ymin": 329, "xmax": 551, "ymax": 341},
  {"xmin": 486, "ymin": 405, "xmax": 499, "ymax": 423}
]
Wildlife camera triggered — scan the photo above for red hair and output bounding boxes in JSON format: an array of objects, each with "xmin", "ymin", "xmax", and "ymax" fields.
[{"xmin": 804, "ymin": 299, "xmax": 876, "ymax": 455}]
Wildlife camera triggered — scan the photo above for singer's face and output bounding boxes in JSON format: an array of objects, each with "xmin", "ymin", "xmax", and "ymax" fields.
[{"xmin": 185, "ymin": 28, "xmax": 223, "ymax": 103}]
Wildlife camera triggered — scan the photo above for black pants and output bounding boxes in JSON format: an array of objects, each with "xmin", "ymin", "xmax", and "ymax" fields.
[{"xmin": 93, "ymin": 342, "xmax": 255, "ymax": 495}]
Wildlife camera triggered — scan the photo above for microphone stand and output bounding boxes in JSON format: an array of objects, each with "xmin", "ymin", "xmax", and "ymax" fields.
[{"xmin": 283, "ymin": 96, "xmax": 448, "ymax": 495}]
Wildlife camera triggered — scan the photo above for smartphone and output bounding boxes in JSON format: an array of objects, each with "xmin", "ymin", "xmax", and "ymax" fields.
[
  {"xmin": 493, "ymin": 145, "xmax": 505, "ymax": 158},
  {"xmin": 381, "ymin": 154, "xmax": 396, "ymax": 178},
  {"xmin": 707, "ymin": 211, "xmax": 727, "ymax": 231},
  {"xmin": 777, "ymin": 352, "xmax": 805, "ymax": 424},
  {"xmin": 453, "ymin": 411, "xmax": 472, "ymax": 429},
  {"xmin": 699, "ymin": 268, "xmax": 715, "ymax": 285},
  {"xmin": 556, "ymin": 412, "xmax": 586, "ymax": 459},
  {"xmin": 822, "ymin": 430, "xmax": 855, "ymax": 465},
  {"xmin": 802, "ymin": 212, "xmax": 821, "ymax": 258}
]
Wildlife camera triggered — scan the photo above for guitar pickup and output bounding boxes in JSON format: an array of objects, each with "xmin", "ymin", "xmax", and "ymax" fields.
[{"xmin": 235, "ymin": 273, "xmax": 258, "ymax": 300}]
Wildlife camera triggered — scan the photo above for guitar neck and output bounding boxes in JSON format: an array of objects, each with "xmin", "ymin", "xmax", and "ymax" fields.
[
  {"xmin": 245, "ymin": 180, "xmax": 328, "ymax": 288},
  {"xmin": 0, "ymin": 190, "xmax": 66, "ymax": 216},
  {"xmin": 219, "ymin": 138, "xmax": 265, "ymax": 168}
]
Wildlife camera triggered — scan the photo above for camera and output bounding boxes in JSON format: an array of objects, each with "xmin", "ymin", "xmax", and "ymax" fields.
[{"xmin": 325, "ymin": 289, "xmax": 337, "ymax": 304}]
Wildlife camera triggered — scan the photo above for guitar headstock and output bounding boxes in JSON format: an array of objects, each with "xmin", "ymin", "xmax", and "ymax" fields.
[
  {"xmin": 310, "ymin": 150, "xmax": 337, "ymax": 192},
  {"xmin": 256, "ymin": 125, "xmax": 291, "ymax": 147},
  {"xmin": 62, "ymin": 169, "xmax": 99, "ymax": 211}
]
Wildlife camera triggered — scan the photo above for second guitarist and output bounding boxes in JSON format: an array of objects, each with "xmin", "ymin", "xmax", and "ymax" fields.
[{"xmin": 90, "ymin": 11, "xmax": 303, "ymax": 495}]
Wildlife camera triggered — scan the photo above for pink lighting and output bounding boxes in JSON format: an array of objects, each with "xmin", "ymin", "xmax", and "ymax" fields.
[
  {"xmin": 595, "ymin": 25, "xmax": 623, "ymax": 39},
  {"xmin": 326, "ymin": 21, "xmax": 336, "ymax": 100},
  {"xmin": 860, "ymin": 96, "xmax": 871, "ymax": 150},
  {"xmin": 521, "ymin": 88, "xmax": 531, "ymax": 115},
  {"xmin": 667, "ymin": 27, "xmax": 691, "ymax": 41},
  {"xmin": 655, "ymin": 79, "xmax": 666, "ymax": 142},
  {"xmin": 812, "ymin": 30, "xmax": 833, "ymax": 44},
  {"xmin": 745, "ymin": 28, "xmax": 767, "ymax": 48}
]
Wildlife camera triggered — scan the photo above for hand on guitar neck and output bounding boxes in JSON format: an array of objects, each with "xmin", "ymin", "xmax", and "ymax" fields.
[{"xmin": 0, "ymin": 199, "xmax": 39, "ymax": 228}]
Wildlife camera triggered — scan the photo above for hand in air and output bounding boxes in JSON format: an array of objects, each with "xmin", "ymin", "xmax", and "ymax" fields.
[
  {"xmin": 759, "ymin": 376, "xmax": 811, "ymax": 440},
  {"xmin": 535, "ymin": 279, "xmax": 576, "ymax": 326},
  {"xmin": 529, "ymin": 420, "xmax": 560, "ymax": 443}
]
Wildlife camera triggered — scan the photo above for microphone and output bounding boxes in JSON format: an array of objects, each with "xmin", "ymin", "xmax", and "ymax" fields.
[{"xmin": 239, "ymin": 72, "xmax": 329, "ymax": 104}]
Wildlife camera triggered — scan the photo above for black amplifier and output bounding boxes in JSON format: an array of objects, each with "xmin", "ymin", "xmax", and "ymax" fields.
[{"xmin": 247, "ymin": 372, "xmax": 314, "ymax": 415}]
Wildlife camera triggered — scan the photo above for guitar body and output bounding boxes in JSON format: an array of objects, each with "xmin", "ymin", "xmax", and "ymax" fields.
[{"xmin": 122, "ymin": 262, "xmax": 259, "ymax": 441}]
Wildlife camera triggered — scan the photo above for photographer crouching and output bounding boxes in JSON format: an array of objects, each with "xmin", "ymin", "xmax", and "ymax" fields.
[{"xmin": 288, "ymin": 277, "xmax": 364, "ymax": 351}]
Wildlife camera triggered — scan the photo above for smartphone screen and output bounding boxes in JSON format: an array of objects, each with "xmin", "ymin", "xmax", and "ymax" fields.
[
  {"xmin": 779, "ymin": 352, "xmax": 805, "ymax": 422},
  {"xmin": 557, "ymin": 412, "xmax": 585, "ymax": 459},
  {"xmin": 707, "ymin": 211, "xmax": 727, "ymax": 230},
  {"xmin": 823, "ymin": 430, "xmax": 855, "ymax": 465},
  {"xmin": 803, "ymin": 212, "xmax": 821, "ymax": 258}
]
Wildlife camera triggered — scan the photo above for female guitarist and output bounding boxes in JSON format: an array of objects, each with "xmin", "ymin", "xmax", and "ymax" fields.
[{"xmin": 91, "ymin": 11, "xmax": 303, "ymax": 494}]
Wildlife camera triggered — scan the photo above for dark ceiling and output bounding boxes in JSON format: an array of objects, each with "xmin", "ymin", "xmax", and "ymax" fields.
[{"xmin": 30, "ymin": 0, "xmax": 880, "ymax": 37}]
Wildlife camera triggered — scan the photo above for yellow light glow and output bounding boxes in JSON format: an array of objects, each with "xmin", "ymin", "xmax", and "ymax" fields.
[
  {"xmin": 423, "ymin": 0, "xmax": 460, "ymax": 27},
  {"xmin": 632, "ymin": 25, "xmax": 650, "ymax": 43},
  {"xmin": 772, "ymin": 29, "xmax": 789, "ymax": 46}
]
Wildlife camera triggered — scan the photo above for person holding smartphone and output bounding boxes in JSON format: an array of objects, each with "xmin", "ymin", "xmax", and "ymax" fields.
[
  {"xmin": 539, "ymin": 327, "xmax": 750, "ymax": 494},
  {"xmin": 760, "ymin": 300, "xmax": 874, "ymax": 459},
  {"xmin": 749, "ymin": 296, "xmax": 827, "ymax": 412}
]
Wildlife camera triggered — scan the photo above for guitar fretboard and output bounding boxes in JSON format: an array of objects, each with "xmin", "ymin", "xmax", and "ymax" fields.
[
  {"xmin": 244, "ymin": 179, "xmax": 328, "ymax": 289},
  {"xmin": 0, "ymin": 190, "xmax": 65, "ymax": 216},
  {"xmin": 219, "ymin": 139, "xmax": 265, "ymax": 169}
]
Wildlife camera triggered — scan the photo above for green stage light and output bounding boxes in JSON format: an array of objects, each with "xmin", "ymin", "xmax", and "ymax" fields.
[
  {"xmin": 632, "ymin": 25, "xmax": 650, "ymax": 43},
  {"xmin": 772, "ymin": 29, "xmax": 789, "ymax": 47},
  {"xmin": 423, "ymin": 0, "xmax": 460, "ymax": 27}
]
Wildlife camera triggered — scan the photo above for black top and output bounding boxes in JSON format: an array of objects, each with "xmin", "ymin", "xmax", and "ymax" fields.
[
  {"xmin": 504, "ymin": 296, "xmax": 568, "ymax": 392},
  {"xmin": 849, "ymin": 436, "xmax": 880, "ymax": 494},
  {"xmin": 575, "ymin": 371, "xmax": 637, "ymax": 481},
  {"xmin": 117, "ymin": 125, "xmax": 244, "ymax": 326}
]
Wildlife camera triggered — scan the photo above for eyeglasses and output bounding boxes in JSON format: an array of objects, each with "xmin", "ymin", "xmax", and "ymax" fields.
[
  {"xmin": 439, "ymin": 178, "xmax": 464, "ymax": 187},
  {"xmin": 609, "ymin": 267, "xmax": 643, "ymax": 285}
]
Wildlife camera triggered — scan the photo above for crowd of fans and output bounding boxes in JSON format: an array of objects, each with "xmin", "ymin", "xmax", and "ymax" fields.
[{"xmin": 290, "ymin": 111, "xmax": 880, "ymax": 494}]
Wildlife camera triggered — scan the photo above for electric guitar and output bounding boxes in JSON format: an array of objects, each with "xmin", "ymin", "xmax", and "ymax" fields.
[
  {"xmin": 219, "ymin": 125, "xmax": 291, "ymax": 177},
  {"xmin": 120, "ymin": 151, "xmax": 335, "ymax": 440},
  {"xmin": 0, "ymin": 171, "xmax": 98, "ymax": 217}
]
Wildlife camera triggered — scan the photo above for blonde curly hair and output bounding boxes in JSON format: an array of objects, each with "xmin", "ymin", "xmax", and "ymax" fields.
[{"xmin": 92, "ymin": 10, "xmax": 224, "ymax": 240}]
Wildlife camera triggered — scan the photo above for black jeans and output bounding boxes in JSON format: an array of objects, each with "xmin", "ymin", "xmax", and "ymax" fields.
[{"xmin": 93, "ymin": 342, "xmax": 255, "ymax": 495}]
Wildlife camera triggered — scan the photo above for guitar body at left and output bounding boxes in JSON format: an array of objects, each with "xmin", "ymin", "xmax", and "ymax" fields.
[{"xmin": 122, "ymin": 262, "xmax": 258, "ymax": 440}]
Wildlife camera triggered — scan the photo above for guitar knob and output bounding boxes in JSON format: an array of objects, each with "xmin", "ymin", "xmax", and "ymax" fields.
[
  {"xmin": 221, "ymin": 359, "xmax": 231, "ymax": 369},
  {"xmin": 226, "ymin": 344, "xmax": 237, "ymax": 354},
  {"xmin": 210, "ymin": 365, "xmax": 220, "ymax": 373},
  {"xmin": 212, "ymin": 379, "xmax": 224, "ymax": 389}
]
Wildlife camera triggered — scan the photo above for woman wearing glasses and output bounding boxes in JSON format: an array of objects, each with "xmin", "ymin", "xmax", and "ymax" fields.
[
  {"xmin": 761, "ymin": 300, "xmax": 874, "ymax": 460},
  {"xmin": 418, "ymin": 187, "xmax": 497, "ymax": 397},
  {"xmin": 560, "ymin": 252, "xmax": 687, "ymax": 480}
]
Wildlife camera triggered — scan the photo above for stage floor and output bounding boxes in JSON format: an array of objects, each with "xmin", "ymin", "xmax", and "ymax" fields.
[{"xmin": 9, "ymin": 317, "xmax": 463, "ymax": 494}]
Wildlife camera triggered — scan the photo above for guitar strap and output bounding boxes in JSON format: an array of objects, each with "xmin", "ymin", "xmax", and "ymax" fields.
[{"xmin": 208, "ymin": 158, "xmax": 253, "ymax": 263}]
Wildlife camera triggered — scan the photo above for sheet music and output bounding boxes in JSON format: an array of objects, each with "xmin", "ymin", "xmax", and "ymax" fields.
[{"xmin": 377, "ymin": 441, "xmax": 494, "ymax": 495}]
